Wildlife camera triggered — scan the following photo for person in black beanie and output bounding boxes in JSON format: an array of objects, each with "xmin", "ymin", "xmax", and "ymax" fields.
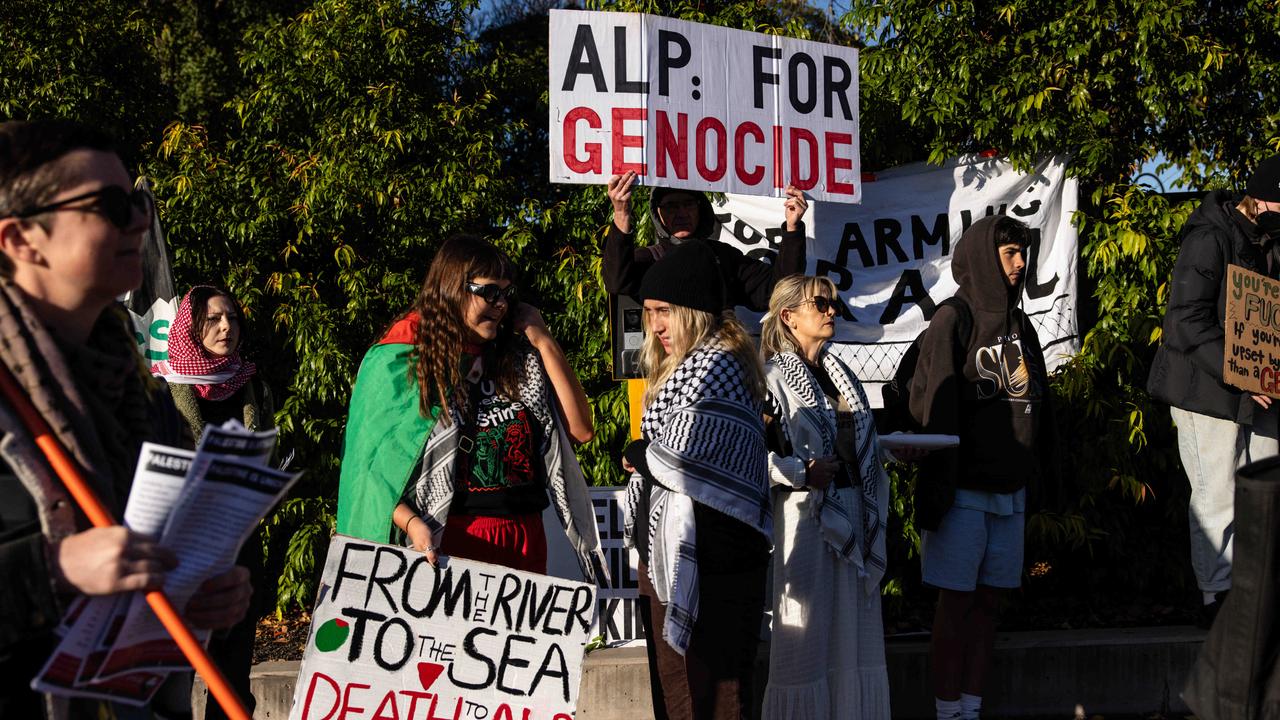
[
  {"xmin": 603, "ymin": 171, "xmax": 808, "ymax": 311},
  {"xmin": 620, "ymin": 239, "xmax": 772, "ymax": 720},
  {"xmin": 1148, "ymin": 154, "xmax": 1280, "ymax": 626}
]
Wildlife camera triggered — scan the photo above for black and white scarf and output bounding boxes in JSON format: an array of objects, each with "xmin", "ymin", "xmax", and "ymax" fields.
[
  {"xmin": 766, "ymin": 350, "xmax": 888, "ymax": 590},
  {"xmin": 413, "ymin": 342, "xmax": 607, "ymax": 585},
  {"xmin": 623, "ymin": 338, "xmax": 771, "ymax": 654}
]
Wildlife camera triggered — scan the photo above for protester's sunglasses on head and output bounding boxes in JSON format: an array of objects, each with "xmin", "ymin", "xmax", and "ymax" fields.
[
  {"xmin": 466, "ymin": 282, "xmax": 518, "ymax": 304},
  {"xmin": 9, "ymin": 186, "xmax": 153, "ymax": 230}
]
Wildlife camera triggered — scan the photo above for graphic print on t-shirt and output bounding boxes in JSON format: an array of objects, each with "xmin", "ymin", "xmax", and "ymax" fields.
[
  {"xmin": 466, "ymin": 379, "xmax": 538, "ymax": 493},
  {"xmin": 974, "ymin": 332, "xmax": 1038, "ymax": 402}
]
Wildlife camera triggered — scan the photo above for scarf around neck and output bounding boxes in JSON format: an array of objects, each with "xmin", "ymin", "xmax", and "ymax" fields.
[
  {"xmin": 151, "ymin": 286, "xmax": 256, "ymax": 400},
  {"xmin": 766, "ymin": 350, "xmax": 888, "ymax": 590},
  {"xmin": 624, "ymin": 337, "xmax": 770, "ymax": 654}
]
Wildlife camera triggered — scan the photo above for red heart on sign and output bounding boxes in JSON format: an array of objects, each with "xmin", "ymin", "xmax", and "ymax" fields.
[{"xmin": 417, "ymin": 662, "xmax": 444, "ymax": 690}]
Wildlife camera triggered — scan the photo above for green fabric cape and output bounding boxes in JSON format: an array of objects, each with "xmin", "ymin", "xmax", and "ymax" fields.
[{"xmin": 336, "ymin": 322, "xmax": 439, "ymax": 543}]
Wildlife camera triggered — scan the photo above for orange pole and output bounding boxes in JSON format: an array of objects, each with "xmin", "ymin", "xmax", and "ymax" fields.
[{"xmin": 0, "ymin": 364, "xmax": 251, "ymax": 720}]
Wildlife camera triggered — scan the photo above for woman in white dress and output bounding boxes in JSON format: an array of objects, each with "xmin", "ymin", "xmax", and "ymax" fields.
[{"xmin": 760, "ymin": 275, "xmax": 892, "ymax": 720}]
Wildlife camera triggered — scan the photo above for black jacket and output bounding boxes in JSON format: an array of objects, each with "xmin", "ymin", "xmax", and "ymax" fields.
[
  {"xmin": 908, "ymin": 216, "xmax": 1056, "ymax": 527},
  {"xmin": 1148, "ymin": 191, "xmax": 1278, "ymax": 424},
  {"xmin": 601, "ymin": 188, "xmax": 805, "ymax": 311}
]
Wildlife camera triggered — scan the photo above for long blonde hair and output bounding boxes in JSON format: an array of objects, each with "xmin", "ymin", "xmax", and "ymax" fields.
[
  {"xmin": 760, "ymin": 275, "xmax": 839, "ymax": 360},
  {"xmin": 640, "ymin": 305, "xmax": 764, "ymax": 408}
]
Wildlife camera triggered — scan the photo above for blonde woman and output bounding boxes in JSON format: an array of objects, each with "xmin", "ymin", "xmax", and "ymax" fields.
[
  {"xmin": 759, "ymin": 275, "xmax": 891, "ymax": 720},
  {"xmin": 621, "ymin": 239, "xmax": 772, "ymax": 720}
]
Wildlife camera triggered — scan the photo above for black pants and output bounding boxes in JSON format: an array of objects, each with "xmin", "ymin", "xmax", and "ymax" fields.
[
  {"xmin": 1184, "ymin": 455, "xmax": 1280, "ymax": 720},
  {"xmin": 637, "ymin": 505, "xmax": 769, "ymax": 720}
]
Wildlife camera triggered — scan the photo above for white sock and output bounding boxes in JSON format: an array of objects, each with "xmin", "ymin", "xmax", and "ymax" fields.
[
  {"xmin": 936, "ymin": 698, "xmax": 962, "ymax": 720},
  {"xmin": 960, "ymin": 693, "xmax": 982, "ymax": 720},
  {"xmin": 1203, "ymin": 591, "xmax": 1218, "ymax": 605}
]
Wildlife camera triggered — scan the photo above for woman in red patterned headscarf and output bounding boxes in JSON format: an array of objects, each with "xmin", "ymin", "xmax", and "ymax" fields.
[{"xmin": 151, "ymin": 285, "xmax": 273, "ymax": 720}]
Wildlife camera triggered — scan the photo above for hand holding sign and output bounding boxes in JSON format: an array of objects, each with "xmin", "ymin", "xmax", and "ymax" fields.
[
  {"xmin": 608, "ymin": 171, "xmax": 638, "ymax": 233},
  {"xmin": 783, "ymin": 185, "xmax": 808, "ymax": 231}
]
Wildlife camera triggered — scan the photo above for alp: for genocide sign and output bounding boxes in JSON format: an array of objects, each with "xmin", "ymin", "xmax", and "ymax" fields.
[
  {"xmin": 549, "ymin": 9, "xmax": 861, "ymax": 203},
  {"xmin": 289, "ymin": 536, "xmax": 596, "ymax": 720}
]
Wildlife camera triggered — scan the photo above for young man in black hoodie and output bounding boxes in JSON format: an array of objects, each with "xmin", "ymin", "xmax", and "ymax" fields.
[
  {"xmin": 1147, "ymin": 155, "xmax": 1280, "ymax": 625},
  {"xmin": 602, "ymin": 170, "xmax": 808, "ymax": 311},
  {"xmin": 909, "ymin": 215, "xmax": 1055, "ymax": 720}
]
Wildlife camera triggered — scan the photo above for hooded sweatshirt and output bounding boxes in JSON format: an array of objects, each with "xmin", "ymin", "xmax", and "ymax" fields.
[
  {"xmin": 1147, "ymin": 190, "xmax": 1278, "ymax": 424},
  {"xmin": 601, "ymin": 187, "xmax": 806, "ymax": 311},
  {"xmin": 908, "ymin": 216, "xmax": 1052, "ymax": 498}
]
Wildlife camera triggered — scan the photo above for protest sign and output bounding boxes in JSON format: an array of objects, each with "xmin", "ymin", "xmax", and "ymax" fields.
[
  {"xmin": 711, "ymin": 154, "xmax": 1080, "ymax": 404},
  {"xmin": 549, "ymin": 9, "xmax": 860, "ymax": 203},
  {"xmin": 544, "ymin": 487, "xmax": 643, "ymax": 644},
  {"xmin": 290, "ymin": 536, "xmax": 596, "ymax": 720},
  {"xmin": 1223, "ymin": 263, "xmax": 1280, "ymax": 398}
]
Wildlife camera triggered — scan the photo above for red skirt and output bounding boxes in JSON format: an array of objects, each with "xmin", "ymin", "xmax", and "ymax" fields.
[{"xmin": 440, "ymin": 513, "xmax": 547, "ymax": 574}]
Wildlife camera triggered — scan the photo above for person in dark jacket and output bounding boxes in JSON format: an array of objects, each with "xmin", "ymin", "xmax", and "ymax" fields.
[
  {"xmin": 603, "ymin": 170, "xmax": 808, "ymax": 310},
  {"xmin": 1147, "ymin": 154, "xmax": 1280, "ymax": 624},
  {"xmin": 0, "ymin": 119, "xmax": 251, "ymax": 718},
  {"xmin": 908, "ymin": 215, "xmax": 1056, "ymax": 720}
]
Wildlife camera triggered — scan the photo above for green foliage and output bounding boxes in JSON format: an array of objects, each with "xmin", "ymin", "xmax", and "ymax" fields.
[{"xmin": 844, "ymin": 0, "xmax": 1280, "ymax": 598}]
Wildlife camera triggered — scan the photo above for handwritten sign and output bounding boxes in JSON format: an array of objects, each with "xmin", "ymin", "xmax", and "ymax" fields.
[
  {"xmin": 544, "ymin": 488, "xmax": 644, "ymax": 644},
  {"xmin": 1224, "ymin": 263, "xmax": 1280, "ymax": 398},
  {"xmin": 549, "ymin": 9, "xmax": 860, "ymax": 203},
  {"xmin": 290, "ymin": 536, "xmax": 596, "ymax": 720}
]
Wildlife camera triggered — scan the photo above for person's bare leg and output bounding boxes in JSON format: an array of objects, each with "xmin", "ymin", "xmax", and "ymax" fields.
[
  {"xmin": 957, "ymin": 585, "xmax": 1002, "ymax": 718},
  {"xmin": 931, "ymin": 588, "xmax": 975, "ymax": 701}
]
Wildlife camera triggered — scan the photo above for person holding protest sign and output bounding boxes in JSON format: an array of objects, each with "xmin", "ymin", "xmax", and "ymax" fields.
[
  {"xmin": 603, "ymin": 171, "xmax": 808, "ymax": 310},
  {"xmin": 0, "ymin": 119, "xmax": 251, "ymax": 719},
  {"xmin": 908, "ymin": 216, "xmax": 1056, "ymax": 720},
  {"xmin": 337, "ymin": 234, "xmax": 606, "ymax": 583},
  {"xmin": 1148, "ymin": 154, "xmax": 1280, "ymax": 626},
  {"xmin": 620, "ymin": 239, "xmax": 772, "ymax": 720},
  {"xmin": 151, "ymin": 284, "xmax": 274, "ymax": 720},
  {"xmin": 757, "ymin": 274, "xmax": 891, "ymax": 720}
]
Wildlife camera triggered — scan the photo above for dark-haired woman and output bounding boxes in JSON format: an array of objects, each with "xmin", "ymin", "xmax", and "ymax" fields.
[
  {"xmin": 337, "ymin": 235, "xmax": 604, "ymax": 582},
  {"xmin": 151, "ymin": 285, "xmax": 274, "ymax": 720}
]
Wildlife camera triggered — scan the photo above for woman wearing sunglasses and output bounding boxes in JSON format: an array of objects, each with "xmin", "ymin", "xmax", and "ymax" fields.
[
  {"xmin": 337, "ymin": 235, "xmax": 605, "ymax": 583},
  {"xmin": 759, "ymin": 276, "xmax": 892, "ymax": 720}
]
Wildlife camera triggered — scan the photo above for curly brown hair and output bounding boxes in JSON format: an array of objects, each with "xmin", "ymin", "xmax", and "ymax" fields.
[{"xmin": 407, "ymin": 234, "xmax": 524, "ymax": 423}]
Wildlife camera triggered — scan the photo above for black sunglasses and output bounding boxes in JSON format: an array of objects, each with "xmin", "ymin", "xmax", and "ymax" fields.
[
  {"xmin": 11, "ymin": 185, "xmax": 153, "ymax": 230},
  {"xmin": 466, "ymin": 282, "xmax": 518, "ymax": 304},
  {"xmin": 793, "ymin": 296, "xmax": 836, "ymax": 313}
]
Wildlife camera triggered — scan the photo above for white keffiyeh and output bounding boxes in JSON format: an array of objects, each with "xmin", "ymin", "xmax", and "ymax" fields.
[
  {"xmin": 765, "ymin": 350, "xmax": 889, "ymax": 590},
  {"xmin": 623, "ymin": 338, "xmax": 771, "ymax": 654}
]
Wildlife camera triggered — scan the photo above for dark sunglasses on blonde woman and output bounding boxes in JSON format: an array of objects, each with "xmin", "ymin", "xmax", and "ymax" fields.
[{"xmin": 794, "ymin": 296, "xmax": 836, "ymax": 314}]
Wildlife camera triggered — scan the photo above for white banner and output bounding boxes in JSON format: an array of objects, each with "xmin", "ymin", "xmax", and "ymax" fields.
[
  {"xmin": 549, "ymin": 9, "xmax": 861, "ymax": 203},
  {"xmin": 291, "ymin": 536, "xmax": 596, "ymax": 720},
  {"xmin": 714, "ymin": 155, "xmax": 1080, "ymax": 404}
]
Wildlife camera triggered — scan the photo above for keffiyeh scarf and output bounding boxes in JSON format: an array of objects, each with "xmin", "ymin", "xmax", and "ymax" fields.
[
  {"xmin": 150, "ymin": 286, "xmax": 256, "ymax": 400},
  {"xmin": 766, "ymin": 350, "xmax": 888, "ymax": 590},
  {"xmin": 413, "ymin": 341, "xmax": 607, "ymax": 586},
  {"xmin": 623, "ymin": 338, "xmax": 771, "ymax": 654}
]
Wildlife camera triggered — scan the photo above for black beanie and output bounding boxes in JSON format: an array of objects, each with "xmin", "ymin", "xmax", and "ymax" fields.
[
  {"xmin": 1247, "ymin": 155, "xmax": 1280, "ymax": 202},
  {"xmin": 639, "ymin": 239, "xmax": 724, "ymax": 314}
]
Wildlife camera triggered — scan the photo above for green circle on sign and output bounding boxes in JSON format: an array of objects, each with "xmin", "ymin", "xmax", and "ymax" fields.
[{"xmin": 314, "ymin": 618, "xmax": 350, "ymax": 652}]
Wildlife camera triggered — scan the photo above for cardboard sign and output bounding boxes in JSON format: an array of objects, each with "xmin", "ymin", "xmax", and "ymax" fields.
[
  {"xmin": 549, "ymin": 9, "xmax": 860, "ymax": 203},
  {"xmin": 1223, "ymin": 263, "xmax": 1280, "ymax": 397},
  {"xmin": 544, "ymin": 488, "xmax": 644, "ymax": 645},
  {"xmin": 290, "ymin": 536, "xmax": 596, "ymax": 720}
]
